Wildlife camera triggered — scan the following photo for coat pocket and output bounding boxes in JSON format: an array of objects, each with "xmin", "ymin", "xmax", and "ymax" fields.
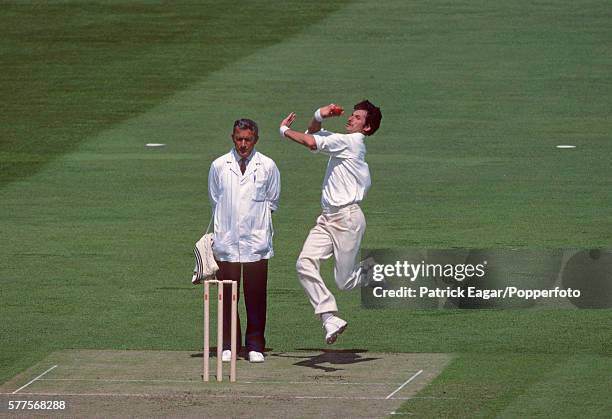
[
  {"xmin": 253, "ymin": 181, "xmax": 267, "ymax": 202},
  {"xmin": 212, "ymin": 231, "xmax": 234, "ymax": 260},
  {"xmin": 248, "ymin": 228, "xmax": 271, "ymax": 256}
]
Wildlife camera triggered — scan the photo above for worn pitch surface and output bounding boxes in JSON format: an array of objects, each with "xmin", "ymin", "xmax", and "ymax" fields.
[{"xmin": 0, "ymin": 350, "xmax": 452, "ymax": 418}]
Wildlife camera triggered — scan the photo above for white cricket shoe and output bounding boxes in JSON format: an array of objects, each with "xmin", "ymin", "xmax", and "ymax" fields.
[
  {"xmin": 248, "ymin": 351, "xmax": 265, "ymax": 363},
  {"xmin": 323, "ymin": 316, "xmax": 347, "ymax": 344},
  {"xmin": 222, "ymin": 350, "xmax": 232, "ymax": 362}
]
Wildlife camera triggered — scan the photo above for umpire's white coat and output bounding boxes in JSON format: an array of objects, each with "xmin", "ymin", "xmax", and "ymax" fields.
[{"xmin": 208, "ymin": 148, "xmax": 280, "ymax": 263}]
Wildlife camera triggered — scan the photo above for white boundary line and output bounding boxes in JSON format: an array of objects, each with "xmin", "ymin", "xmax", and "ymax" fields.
[
  {"xmin": 385, "ymin": 370, "xmax": 423, "ymax": 400},
  {"xmin": 12, "ymin": 365, "xmax": 58, "ymax": 394}
]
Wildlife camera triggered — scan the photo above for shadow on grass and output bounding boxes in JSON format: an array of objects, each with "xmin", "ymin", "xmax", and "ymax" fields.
[
  {"xmin": 190, "ymin": 348, "xmax": 379, "ymax": 372},
  {"xmin": 273, "ymin": 349, "xmax": 379, "ymax": 373}
]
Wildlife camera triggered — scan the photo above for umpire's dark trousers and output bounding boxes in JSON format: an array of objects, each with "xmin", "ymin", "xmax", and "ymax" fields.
[{"xmin": 215, "ymin": 259, "xmax": 268, "ymax": 353}]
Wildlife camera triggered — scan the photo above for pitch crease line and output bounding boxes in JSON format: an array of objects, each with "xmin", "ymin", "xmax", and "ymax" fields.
[
  {"xmin": 385, "ymin": 370, "xmax": 423, "ymax": 400},
  {"xmin": 0, "ymin": 392, "xmax": 413, "ymax": 400},
  {"xmin": 38, "ymin": 378, "xmax": 400, "ymax": 386},
  {"xmin": 39, "ymin": 378, "xmax": 196, "ymax": 383},
  {"xmin": 12, "ymin": 365, "xmax": 58, "ymax": 394}
]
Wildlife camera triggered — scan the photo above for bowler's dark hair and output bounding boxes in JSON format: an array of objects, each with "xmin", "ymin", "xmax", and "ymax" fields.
[
  {"xmin": 354, "ymin": 100, "xmax": 382, "ymax": 136},
  {"xmin": 233, "ymin": 118, "xmax": 259, "ymax": 137}
]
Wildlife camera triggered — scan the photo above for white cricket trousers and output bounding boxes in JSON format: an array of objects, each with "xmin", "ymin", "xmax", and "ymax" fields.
[{"xmin": 296, "ymin": 204, "xmax": 366, "ymax": 315}]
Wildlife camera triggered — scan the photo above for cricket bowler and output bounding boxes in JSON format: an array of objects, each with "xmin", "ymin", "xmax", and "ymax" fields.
[{"xmin": 279, "ymin": 100, "xmax": 383, "ymax": 344}]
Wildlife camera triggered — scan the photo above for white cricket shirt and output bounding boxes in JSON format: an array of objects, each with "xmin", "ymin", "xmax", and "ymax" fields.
[
  {"xmin": 208, "ymin": 148, "xmax": 280, "ymax": 262},
  {"xmin": 311, "ymin": 129, "xmax": 371, "ymax": 210}
]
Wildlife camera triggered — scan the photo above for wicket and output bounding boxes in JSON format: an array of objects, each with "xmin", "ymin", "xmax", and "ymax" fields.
[{"xmin": 203, "ymin": 279, "xmax": 238, "ymax": 382}]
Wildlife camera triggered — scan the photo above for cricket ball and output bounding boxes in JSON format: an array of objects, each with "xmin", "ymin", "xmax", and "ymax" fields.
[{"xmin": 329, "ymin": 105, "xmax": 344, "ymax": 116}]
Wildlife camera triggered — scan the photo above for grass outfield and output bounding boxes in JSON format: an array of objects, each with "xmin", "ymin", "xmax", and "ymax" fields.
[{"xmin": 1, "ymin": 1, "xmax": 611, "ymax": 417}]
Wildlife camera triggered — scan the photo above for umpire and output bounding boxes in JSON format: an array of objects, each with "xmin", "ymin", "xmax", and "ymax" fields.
[{"xmin": 207, "ymin": 118, "xmax": 280, "ymax": 363}]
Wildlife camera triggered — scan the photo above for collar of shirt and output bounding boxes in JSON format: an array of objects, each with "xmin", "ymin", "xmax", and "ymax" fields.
[{"xmin": 231, "ymin": 148, "xmax": 256, "ymax": 164}]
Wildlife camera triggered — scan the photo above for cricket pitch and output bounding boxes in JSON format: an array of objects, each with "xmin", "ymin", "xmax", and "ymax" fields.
[{"xmin": 1, "ymin": 349, "xmax": 453, "ymax": 418}]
